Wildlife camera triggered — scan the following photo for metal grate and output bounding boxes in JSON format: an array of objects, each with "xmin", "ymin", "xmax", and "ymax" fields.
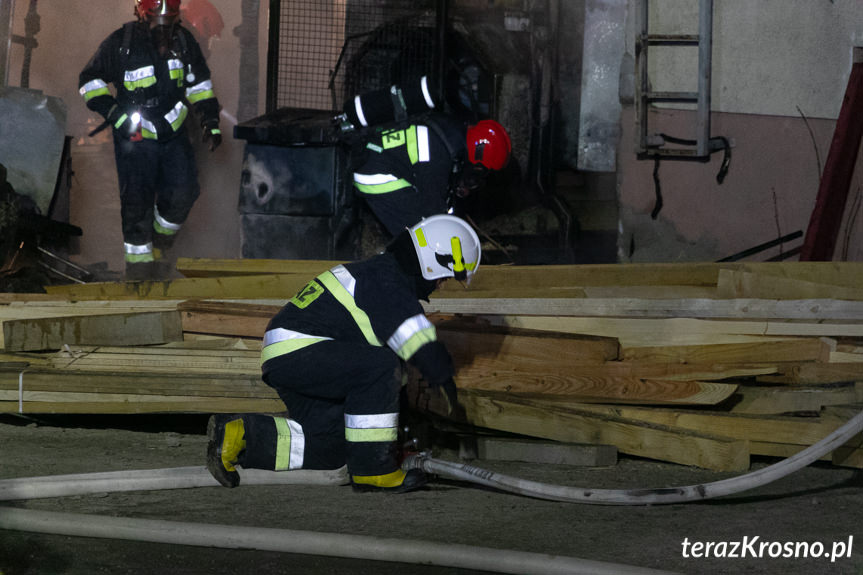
[{"xmin": 269, "ymin": 0, "xmax": 438, "ymax": 113}]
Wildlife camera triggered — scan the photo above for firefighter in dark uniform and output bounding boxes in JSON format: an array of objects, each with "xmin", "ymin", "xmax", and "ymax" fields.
[
  {"xmin": 206, "ymin": 214, "xmax": 481, "ymax": 493},
  {"xmin": 78, "ymin": 0, "xmax": 221, "ymax": 280},
  {"xmin": 352, "ymin": 115, "xmax": 512, "ymax": 237}
]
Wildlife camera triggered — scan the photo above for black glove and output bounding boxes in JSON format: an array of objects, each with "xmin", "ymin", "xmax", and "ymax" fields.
[
  {"xmin": 202, "ymin": 121, "xmax": 222, "ymax": 151},
  {"xmin": 434, "ymin": 378, "xmax": 459, "ymax": 415}
]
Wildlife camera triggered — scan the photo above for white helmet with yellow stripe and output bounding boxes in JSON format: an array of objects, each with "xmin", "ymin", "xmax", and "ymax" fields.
[{"xmin": 408, "ymin": 214, "xmax": 481, "ymax": 283}]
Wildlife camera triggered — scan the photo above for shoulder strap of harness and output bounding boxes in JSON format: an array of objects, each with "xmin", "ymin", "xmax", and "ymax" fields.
[{"xmin": 120, "ymin": 21, "xmax": 135, "ymax": 60}]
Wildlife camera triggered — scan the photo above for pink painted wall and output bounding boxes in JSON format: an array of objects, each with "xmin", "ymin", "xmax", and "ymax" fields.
[{"xmin": 616, "ymin": 105, "xmax": 863, "ymax": 262}]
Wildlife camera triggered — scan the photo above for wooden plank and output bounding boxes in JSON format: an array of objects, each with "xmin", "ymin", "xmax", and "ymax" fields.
[
  {"xmin": 756, "ymin": 363, "xmax": 863, "ymax": 385},
  {"xmin": 176, "ymin": 258, "xmax": 341, "ymax": 278},
  {"xmin": 449, "ymin": 361, "xmax": 738, "ymax": 405},
  {"xmin": 0, "ymin": 397, "xmax": 285, "ymax": 414},
  {"xmin": 452, "ymin": 391, "xmax": 750, "ymax": 472},
  {"xmin": 726, "ymin": 382, "xmax": 863, "ymax": 415},
  {"xmin": 717, "ymin": 269, "xmax": 863, "ymax": 301},
  {"xmin": 43, "ymin": 275, "xmax": 311, "ymax": 301},
  {"xmin": 437, "ymin": 322, "xmax": 620, "ymax": 366},
  {"xmin": 621, "ymin": 337, "xmax": 831, "ymax": 364},
  {"xmin": 175, "ymin": 259, "xmax": 863, "ymax": 289},
  {"xmin": 423, "ymin": 297, "xmax": 863, "ymax": 320},
  {"xmin": 2, "ymin": 311, "xmax": 184, "ymax": 352},
  {"xmin": 556, "ymin": 402, "xmax": 847, "ymax": 446},
  {"xmin": 0, "ymin": 369, "xmax": 277, "ymax": 399},
  {"xmin": 479, "ymin": 315, "xmax": 863, "ymax": 341},
  {"xmin": 178, "ymin": 300, "xmax": 276, "ymax": 338}
]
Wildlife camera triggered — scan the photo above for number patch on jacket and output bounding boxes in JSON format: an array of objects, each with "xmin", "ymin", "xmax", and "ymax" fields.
[
  {"xmin": 381, "ymin": 129, "xmax": 406, "ymax": 149},
  {"xmin": 289, "ymin": 280, "xmax": 324, "ymax": 308}
]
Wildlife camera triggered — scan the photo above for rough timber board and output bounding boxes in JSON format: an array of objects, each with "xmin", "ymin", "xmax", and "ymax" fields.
[
  {"xmin": 174, "ymin": 260, "xmax": 863, "ymax": 288},
  {"xmin": 449, "ymin": 364, "xmax": 738, "ymax": 405},
  {"xmin": 2, "ymin": 311, "xmax": 184, "ymax": 352},
  {"xmin": 422, "ymin": 297, "xmax": 863, "ymax": 320},
  {"xmin": 479, "ymin": 315, "xmax": 863, "ymax": 342},
  {"xmin": 455, "ymin": 391, "xmax": 750, "ymax": 472}
]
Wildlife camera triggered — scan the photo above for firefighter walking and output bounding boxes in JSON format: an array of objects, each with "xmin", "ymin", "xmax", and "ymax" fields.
[
  {"xmin": 206, "ymin": 214, "xmax": 480, "ymax": 493},
  {"xmin": 79, "ymin": 0, "xmax": 222, "ymax": 280}
]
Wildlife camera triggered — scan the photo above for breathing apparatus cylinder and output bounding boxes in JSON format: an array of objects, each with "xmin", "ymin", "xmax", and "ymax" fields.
[{"xmin": 340, "ymin": 75, "xmax": 438, "ymax": 130}]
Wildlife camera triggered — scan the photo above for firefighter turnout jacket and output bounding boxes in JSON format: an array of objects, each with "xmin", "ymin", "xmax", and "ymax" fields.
[
  {"xmin": 252, "ymin": 254, "xmax": 453, "ymax": 476},
  {"xmin": 262, "ymin": 254, "xmax": 452, "ymax": 386},
  {"xmin": 352, "ymin": 114, "xmax": 467, "ymax": 236},
  {"xmin": 79, "ymin": 21, "xmax": 220, "ymax": 141}
]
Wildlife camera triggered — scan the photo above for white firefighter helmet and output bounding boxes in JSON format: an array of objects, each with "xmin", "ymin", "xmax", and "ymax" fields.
[{"xmin": 408, "ymin": 214, "xmax": 481, "ymax": 283}]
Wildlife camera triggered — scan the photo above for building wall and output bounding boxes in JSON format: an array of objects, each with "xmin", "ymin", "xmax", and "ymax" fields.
[{"xmin": 615, "ymin": 0, "xmax": 863, "ymax": 262}]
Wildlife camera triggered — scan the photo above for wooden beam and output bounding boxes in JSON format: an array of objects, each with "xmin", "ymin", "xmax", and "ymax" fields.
[
  {"xmin": 178, "ymin": 300, "xmax": 276, "ymax": 338},
  {"xmin": 554, "ymin": 402, "xmax": 847, "ymax": 446},
  {"xmin": 454, "ymin": 391, "xmax": 750, "ymax": 472},
  {"xmin": 2, "ymin": 311, "xmax": 184, "ymax": 352},
  {"xmin": 717, "ymin": 269, "xmax": 863, "ymax": 300},
  {"xmin": 621, "ymin": 337, "xmax": 831, "ymax": 364},
  {"xmin": 478, "ymin": 315, "xmax": 863, "ymax": 341},
  {"xmin": 451, "ymin": 368, "xmax": 739, "ymax": 405},
  {"xmin": 423, "ymin": 297, "xmax": 863, "ymax": 320}
]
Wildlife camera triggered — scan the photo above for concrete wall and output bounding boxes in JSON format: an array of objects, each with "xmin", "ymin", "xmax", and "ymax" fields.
[
  {"xmin": 616, "ymin": 0, "xmax": 863, "ymax": 262},
  {"xmin": 5, "ymin": 0, "xmax": 267, "ymax": 274}
]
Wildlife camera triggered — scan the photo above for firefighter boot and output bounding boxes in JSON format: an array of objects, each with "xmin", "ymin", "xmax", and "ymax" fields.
[
  {"xmin": 207, "ymin": 414, "xmax": 246, "ymax": 488},
  {"xmin": 351, "ymin": 468, "xmax": 428, "ymax": 494},
  {"xmin": 124, "ymin": 260, "xmax": 155, "ymax": 281},
  {"xmin": 152, "ymin": 232, "xmax": 177, "ymax": 279}
]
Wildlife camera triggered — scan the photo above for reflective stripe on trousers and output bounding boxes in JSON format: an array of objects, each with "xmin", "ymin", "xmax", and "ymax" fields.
[
  {"xmin": 344, "ymin": 412, "xmax": 398, "ymax": 443},
  {"xmin": 260, "ymin": 327, "xmax": 332, "ymax": 364},
  {"xmin": 273, "ymin": 416, "xmax": 305, "ymax": 471}
]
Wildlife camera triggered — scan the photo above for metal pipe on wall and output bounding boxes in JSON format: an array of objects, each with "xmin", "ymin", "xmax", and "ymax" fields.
[{"xmin": 0, "ymin": 0, "xmax": 15, "ymax": 87}]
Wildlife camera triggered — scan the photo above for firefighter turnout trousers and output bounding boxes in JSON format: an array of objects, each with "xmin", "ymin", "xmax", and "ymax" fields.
[
  {"xmin": 240, "ymin": 341, "xmax": 403, "ymax": 477},
  {"xmin": 113, "ymin": 131, "xmax": 200, "ymax": 258}
]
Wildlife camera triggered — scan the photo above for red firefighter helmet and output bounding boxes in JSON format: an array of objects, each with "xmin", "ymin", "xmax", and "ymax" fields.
[
  {"xmin": 135, "ymin": 0, "xmax": 181, "ymax": 25},
  {"xmin": 466, "ymin": 119, "xmax": 512, "ymax": 171}
]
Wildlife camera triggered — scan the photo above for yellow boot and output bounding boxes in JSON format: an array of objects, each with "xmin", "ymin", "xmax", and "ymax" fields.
[
  {"xmin": 351, "ymin": 468, "xmax": 427, "ymax": 493},
  {"xmin": 206, "ymin": 414, "xmax": 246, "ymax": 488}
]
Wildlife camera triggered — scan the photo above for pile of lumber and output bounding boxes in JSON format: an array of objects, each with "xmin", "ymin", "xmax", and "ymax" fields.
[{"xmin": 2, "ymin": 259, "xmax": 863, "ymax": 472}]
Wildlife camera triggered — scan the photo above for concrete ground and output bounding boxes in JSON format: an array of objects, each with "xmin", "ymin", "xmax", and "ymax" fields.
[{"xmin": 1, "ymin": 413, "xmax": 862, "ymax": 575}]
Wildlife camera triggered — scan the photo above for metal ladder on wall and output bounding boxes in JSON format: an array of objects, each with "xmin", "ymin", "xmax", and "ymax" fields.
[{"xmin": 635, "ymin": 0, "xmax": 718, "ymax": 158}]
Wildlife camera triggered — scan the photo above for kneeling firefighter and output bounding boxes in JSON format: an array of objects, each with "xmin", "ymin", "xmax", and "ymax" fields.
[{"xmin": 207, "ymin": 214, "xmax": 480, "ymax": 493}]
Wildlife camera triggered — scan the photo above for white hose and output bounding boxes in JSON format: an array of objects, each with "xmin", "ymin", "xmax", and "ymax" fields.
[
  {"xmin": 0, "ymin": 465, "xmax": 348, "ymax": 501},
  {"xmin": 406, "ymin": 409, "xmax": 863, "ymax": 505},
  {"xmin": 0, "ymin": 507, "xmax": 681, "ymax": 575}
]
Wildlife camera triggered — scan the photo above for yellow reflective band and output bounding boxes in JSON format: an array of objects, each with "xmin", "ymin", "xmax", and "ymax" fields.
[
  {"xmin": 318, "ymin": 269, "xmax": 381, "ymax": 346},
  {"xmin": 406, "ymin": 125, "xmax": 418, "ymax": 164},
  {"xmin": 153, "ymin": 220, "xmax": 178, "ymax": 236},
  {"xmin": 124, "ymin": 252, "xmax": 154, "ymax": 263},
  {"xmin": 260, "ymin": 337, "xmax": 327, "ymax": 364},
  {"xmin": 451, "ymin": 236, "xmax": 465, "ymax": 274},
  {"xmin": 352, "ymin": 469, "xmax": 406, "ymax": 488},
  {"xmin": 353, "ymin": 178, "xmax": 412, "ymax": 195},
  {"xmin": 344, "ymin": 426, "xmax": 398, "ymax": 443},
  {"xmin": 395, "ymin": 327, "xmax": 437, "ymax": 361},
  {"xmin": 113, "ymin": 113, "xmax": 129, "ymax": 129},
  {"xmin": 273, "ymin": 417, "xmax": 304, "ymax": 471},
  {"xmin": 414, "ymin": 228, "xmax": 428, "ymax": 247},
  {"xmin": 165, "ymin": 102, "xmax": 188, "ymax": 132}
]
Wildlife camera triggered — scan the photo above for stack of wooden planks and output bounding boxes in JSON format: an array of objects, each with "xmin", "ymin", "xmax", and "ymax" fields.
[{"xmin": 3, "ymin": 259, "xmax": 863, "ymax": 472}]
